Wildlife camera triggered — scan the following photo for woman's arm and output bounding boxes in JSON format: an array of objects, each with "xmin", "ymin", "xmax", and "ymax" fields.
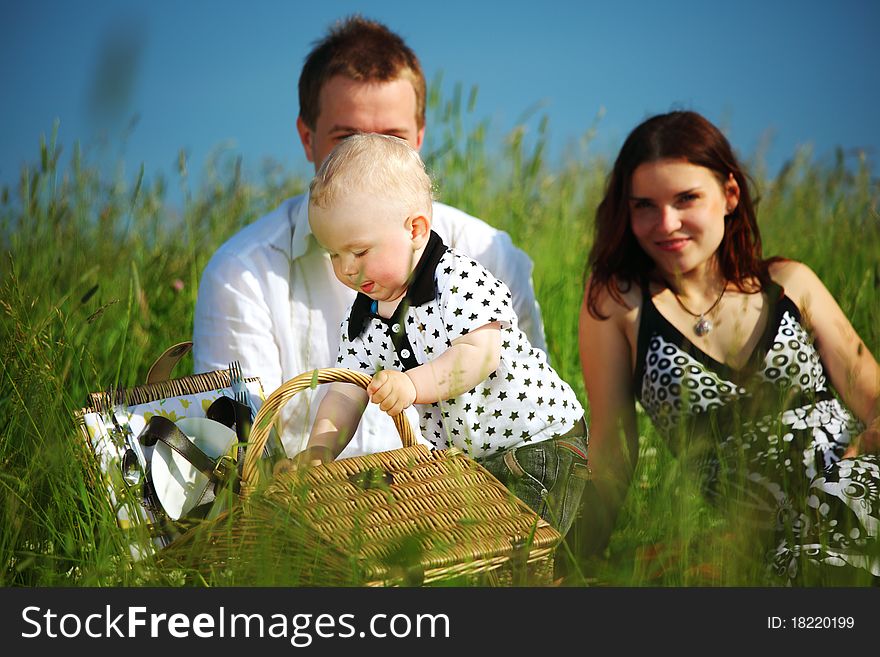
[
  {"xmin": 774, "ymin": 261, "xmax": 880, "ymax": 454},
  {"xmin": 578, "ymin": 282, "xmax": 640, "ymax": 555},
  {"xmin": 366, "ymin": 322, "xmax": 501, "ymax": 416}
]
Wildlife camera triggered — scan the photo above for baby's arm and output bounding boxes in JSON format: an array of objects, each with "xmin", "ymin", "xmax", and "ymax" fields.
[
  {"xmin": 274, "ymin": 383, "xmax": 368, "ymax": 473},
  {"xmin": 367, "ymin": 322, "xmax": 501, "ymax": 416}
]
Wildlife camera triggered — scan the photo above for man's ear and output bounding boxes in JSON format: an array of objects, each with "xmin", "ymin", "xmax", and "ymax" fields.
[
  {"xmin": 407, "ymin": 213, "xmax": 431, "ymax": 247},
  {"xmin": 296, "ymin": 116, "xmax": 316, "ymax": 163},
  {"xmin": 414, "ymin": 126, "xmax": 426, "ymax": 152}
]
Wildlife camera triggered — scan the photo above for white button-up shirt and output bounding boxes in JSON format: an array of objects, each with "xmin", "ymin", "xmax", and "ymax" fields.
[{"xmin": 193, "ymin": 193, "xmax": 546, "ymax": 458}]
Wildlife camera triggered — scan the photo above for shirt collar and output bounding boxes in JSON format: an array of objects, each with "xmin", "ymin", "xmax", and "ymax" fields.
[
  {"xmin": 288, "ymin": 189, "xmax": 317, "ymax": 262},
  {"xmin": 347, "ymin": 230, "xmax": 447, "ymax": 341}
]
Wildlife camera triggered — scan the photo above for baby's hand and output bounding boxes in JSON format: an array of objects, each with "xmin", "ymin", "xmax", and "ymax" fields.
[
  {"xmin": 367, "ymin": 370, "xmax": 416, "ymax": 417},
  {"xmin": 272, "ymin": 446, "xmax": 334, "ymax": 476}
]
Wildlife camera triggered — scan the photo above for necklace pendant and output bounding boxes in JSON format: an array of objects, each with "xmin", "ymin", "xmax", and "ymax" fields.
[{"xmin": 693, "ymin": 316, "xmax": 712, "ymax": 337}]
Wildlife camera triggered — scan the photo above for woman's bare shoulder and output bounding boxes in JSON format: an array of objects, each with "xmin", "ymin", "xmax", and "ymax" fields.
[
  {"xmin": 583, "ymin": 275, "xmax": 643, "ymax": 320},
  {"xmin": 769, "ymin": 258, "xmax": 808, "ymax": 281},
  {"xmin": 768, "ymin": 259, "xmax": 823, "ymax": 300}
]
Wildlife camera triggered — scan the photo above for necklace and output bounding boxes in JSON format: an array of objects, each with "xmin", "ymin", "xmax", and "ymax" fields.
[{"xmin": 671, "ymin": 283, "xmax": 726, "ymax": 337}]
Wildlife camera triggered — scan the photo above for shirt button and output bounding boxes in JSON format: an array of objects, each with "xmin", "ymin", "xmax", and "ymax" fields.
[
  {"xmin": 401, "ymin": 349, "xmax": 411, "ymax": 359},
  {"xmin": 392, "ymin": 323, "xmax": 401, "ymax": 333}
]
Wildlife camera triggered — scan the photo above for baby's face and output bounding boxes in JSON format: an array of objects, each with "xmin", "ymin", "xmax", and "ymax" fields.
[{"xmin": 310, "ymin": 192, "xmax": 419, "ymax": 304}]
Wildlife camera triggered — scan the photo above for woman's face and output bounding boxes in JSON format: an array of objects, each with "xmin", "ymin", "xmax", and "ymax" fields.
[{"xmin": 628, "ymin": 159, "xmax": 739, "ymax": 281}]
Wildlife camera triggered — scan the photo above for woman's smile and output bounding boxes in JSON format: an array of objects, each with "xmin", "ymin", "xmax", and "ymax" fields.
[{"xmin": 655, "ymin": 237, "xmax": 691, "ymax": 252}]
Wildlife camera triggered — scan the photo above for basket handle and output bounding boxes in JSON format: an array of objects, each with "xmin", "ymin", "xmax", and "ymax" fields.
[
  {"xmin": 145, "ymin": 341, "xmax": 193, "ymax": 385},
  {"xmin": 240, "ymin": 368, "xmax": 417, "ymax": 498}
]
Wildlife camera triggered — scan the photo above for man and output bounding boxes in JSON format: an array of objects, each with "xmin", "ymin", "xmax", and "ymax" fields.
[{"xmin": 193, "ymin": 16, "xmax": 546, "ymax": 458}]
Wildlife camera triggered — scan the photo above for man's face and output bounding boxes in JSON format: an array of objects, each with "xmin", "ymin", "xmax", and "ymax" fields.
[{"xmin": 297, "ymin": 75, "xmax": 425, "ymax": 171}]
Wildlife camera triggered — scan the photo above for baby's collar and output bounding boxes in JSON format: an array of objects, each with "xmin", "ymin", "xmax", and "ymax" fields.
[{"xmin": 347, "ymin": 230, "xmax": 447, "ymax": 341}]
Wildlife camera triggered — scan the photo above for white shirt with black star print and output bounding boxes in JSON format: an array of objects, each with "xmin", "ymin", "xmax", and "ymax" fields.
[{"xmin": 336, "ymin": 231, "xmax": 583, "ymax": 459}]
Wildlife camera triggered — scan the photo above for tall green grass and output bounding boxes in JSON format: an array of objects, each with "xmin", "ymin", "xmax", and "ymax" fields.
[{"xmin": 1, "ymin": 87, "xmax": 878, "ymax": 586}]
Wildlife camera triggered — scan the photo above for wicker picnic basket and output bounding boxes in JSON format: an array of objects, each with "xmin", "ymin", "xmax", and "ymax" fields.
[
  {"xmin": 159, "ymin": 368, "xmax": 562, "ymax": 586},
  {"xmin": 76, "ymin": 343, "xmax": 268, "ymax": 549}
]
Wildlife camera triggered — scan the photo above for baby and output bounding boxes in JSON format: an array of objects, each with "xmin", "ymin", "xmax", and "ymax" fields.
[{"xmin": 286, "ymin": 133, "xmax": 589, "ymax": 536}]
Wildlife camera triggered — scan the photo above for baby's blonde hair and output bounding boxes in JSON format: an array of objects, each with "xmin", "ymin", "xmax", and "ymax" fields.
[{"xmin": 309, "ymin": 133, "xmax": 434, "ymax": 218}]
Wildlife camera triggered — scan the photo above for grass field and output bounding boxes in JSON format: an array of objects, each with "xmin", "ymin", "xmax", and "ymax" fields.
[{"xmin": 2, "ymin": 88, "xmax": 878, "ymax": 586}]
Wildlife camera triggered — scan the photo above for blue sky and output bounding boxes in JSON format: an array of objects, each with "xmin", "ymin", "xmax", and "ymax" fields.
[{"xmin": 2, "ymin": 0, "xmax": 878, "ymax": 201}]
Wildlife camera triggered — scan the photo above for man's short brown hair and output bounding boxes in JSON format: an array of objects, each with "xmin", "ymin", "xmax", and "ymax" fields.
[{"xmin": 298, "ymin": 15, "xmax": 426, "ymax": 130}]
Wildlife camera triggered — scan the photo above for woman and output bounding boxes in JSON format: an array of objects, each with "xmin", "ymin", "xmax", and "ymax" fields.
[{"xmin": 579, "ymin": 111, "xmax": 880, "ymax": 583}]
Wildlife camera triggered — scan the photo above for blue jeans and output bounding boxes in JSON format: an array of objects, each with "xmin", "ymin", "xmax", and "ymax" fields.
[{"xmin": 478, "ymin": 422, "xmax": 590, "ymax": 538}]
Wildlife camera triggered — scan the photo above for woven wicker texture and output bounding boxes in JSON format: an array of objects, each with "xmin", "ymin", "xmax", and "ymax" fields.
[
  {"xmin": 162, "ymin": 368, "xmax": 561, "ymax": 586},
  {"xmin": 84, "ymin": 369, "xmax": 261, "ymax": 412},
  {"xmin": 240, "ymin": 368, "xmax": 416, "ymax": 497}
]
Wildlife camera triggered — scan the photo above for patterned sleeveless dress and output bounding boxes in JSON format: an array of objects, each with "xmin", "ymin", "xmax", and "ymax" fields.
[{"xmin": 634, "ymin": 281, "xmax": 879, "ymax": 582}]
